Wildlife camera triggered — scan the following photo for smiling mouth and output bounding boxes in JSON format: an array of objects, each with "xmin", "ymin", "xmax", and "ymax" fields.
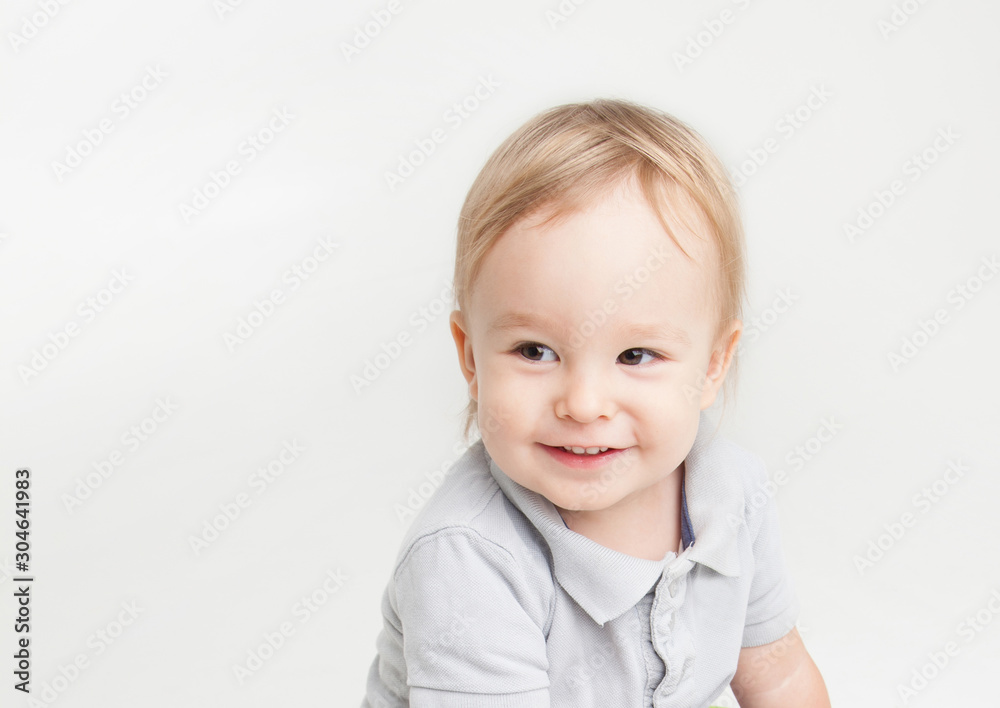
[
  {"xmin": 560, "ymin": 446, "xmax": 609, "ymax": 455},
  {"xmin": 543, "ymin": 444, "xmax": 621, "ymax": 456},
  {"xmin": 540, "ymin": 444, "xmax": 630, "ymax": 468}
]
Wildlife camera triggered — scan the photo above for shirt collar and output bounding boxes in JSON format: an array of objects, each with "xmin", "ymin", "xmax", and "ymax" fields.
[{"xmin": 485, "ymin": 411, "xmax": 745, "ymax": 626}]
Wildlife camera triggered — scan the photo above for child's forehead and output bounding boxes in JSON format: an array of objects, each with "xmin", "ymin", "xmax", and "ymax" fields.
[
  {"xmin": 471, "ymin": 188, "xmax": 721, "ymax": 319},
  {"xmin": 504, "ymin": 176, "xmax": 719, "ymax": 269}
]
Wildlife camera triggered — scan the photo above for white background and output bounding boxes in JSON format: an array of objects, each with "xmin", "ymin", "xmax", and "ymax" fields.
[{"xmin": 2, "ymin": 0, "xmax": 998, "ymax": 706}]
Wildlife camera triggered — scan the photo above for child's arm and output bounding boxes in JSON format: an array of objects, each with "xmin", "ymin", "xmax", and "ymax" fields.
[
  {"xmin": 389, "ymin": 529, "xmax": 551, "ymax": 706},
  {"xmin": 730, "ymin": 627, "xmax": 830, "ymax": 707},
  {"xmin": 732, "ymin": 452, "xmax": 829, "ymax": 706}
]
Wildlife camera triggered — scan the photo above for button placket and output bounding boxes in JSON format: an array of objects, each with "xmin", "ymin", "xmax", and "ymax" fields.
[
  {"xmin": 636, "ymin": 591, "xmax": 664, "ymax": 707},
  {"xmin": 650, "ymin": 561, "xmax": 695, "ymax": 700}
]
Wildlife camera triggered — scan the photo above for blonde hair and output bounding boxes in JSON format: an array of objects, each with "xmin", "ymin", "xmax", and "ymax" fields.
[{"xmin": 452, "ymin": 98, "xmax": 746, "ymax": 440}]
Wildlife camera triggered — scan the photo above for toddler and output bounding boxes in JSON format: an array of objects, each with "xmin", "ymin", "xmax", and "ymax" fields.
[{"xmin": 362, "ymin": 99, "xmax": 830, "ymax": 707}]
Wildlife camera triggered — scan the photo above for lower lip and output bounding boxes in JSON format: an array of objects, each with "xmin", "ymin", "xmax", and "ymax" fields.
[{"xmin": 540, "ymin": 444, "xmax": 630, "ymax": 470}]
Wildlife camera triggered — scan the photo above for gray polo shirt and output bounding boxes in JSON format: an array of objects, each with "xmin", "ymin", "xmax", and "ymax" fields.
[{"xmin": 362, "ymin": 412, "xmax": 798, "ymax": 707}]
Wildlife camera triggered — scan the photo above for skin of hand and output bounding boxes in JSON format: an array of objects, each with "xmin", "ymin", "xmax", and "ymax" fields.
[{"xmin": 731, "ymin": 627, "xmax": 831, "ymax": 707}]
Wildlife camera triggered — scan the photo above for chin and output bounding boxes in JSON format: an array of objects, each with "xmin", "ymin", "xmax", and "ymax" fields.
[{"xmin": 553, "ymin": 487, "xmax": 621, "ymax": 514}]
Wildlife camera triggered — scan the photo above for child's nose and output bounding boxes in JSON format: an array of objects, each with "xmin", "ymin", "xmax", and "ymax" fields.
[{"xmin": 554, "ymin": 366, "xmax": 617, "ymax": 423}]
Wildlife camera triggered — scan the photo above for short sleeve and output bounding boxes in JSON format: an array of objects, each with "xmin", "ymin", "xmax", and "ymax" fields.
[
  {"xmin": 740, "ymin": 476, "xmax": 799, "ymax": 648},
  {"xmin": 393, "ymin": 528, "xmax": 551, "ymax": 707}
]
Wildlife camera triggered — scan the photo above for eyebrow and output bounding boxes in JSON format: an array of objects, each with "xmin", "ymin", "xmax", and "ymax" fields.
[{"xmin": 490, "ymin": 312, "xmax": 691, "ymax": 346}]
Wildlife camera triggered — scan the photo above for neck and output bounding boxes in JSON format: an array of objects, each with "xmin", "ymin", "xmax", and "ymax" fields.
[{"xmin": 556, "ymin": 462, "xmax": 684, "ymax": 561}]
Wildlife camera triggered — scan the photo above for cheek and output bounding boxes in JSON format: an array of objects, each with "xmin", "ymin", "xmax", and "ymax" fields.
[
  {"xmin": 633, "ymin": 367, "xmax": 701, "ymax": 414},
  {"xmin": 474, "ymin": 362, "xmax": 539, "ymax": 438},
  {"xmin": 479, "ymin": 360, "xmax": 537, "ymax": 406},
  {"xmin": 641, "ymin": 399, "xmax": 691, "ymax": 436},
  {"xmin": 638, "ymin": 399, "xmax": 700, "ymax": 452},
  {"xmin": 670, "ymin": 361, "xmax": 716, "ymax": 410}
]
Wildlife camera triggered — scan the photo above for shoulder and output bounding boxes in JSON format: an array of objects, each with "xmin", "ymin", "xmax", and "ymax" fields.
[
  {"xmin": 396, "ymin": 440, "xmax": 521, "ymax": 558},
  {"xmin": 390, "ymin": 440, "xmax": 554, "ymax": 624},
  {"xmin": 702, "ymin": 436, "xmax": 800, "ymax": 646},
  {"xmin": 380, "ymin": 444, "xmax": 555, "ymax": 688},
  {"xmin": 696, "ymin": 428, "xmax": 769, "ymax": 495},
  {"xmin": 727, "ymin": 438, "xmax": 769, "ymax": 505},
  {"xmin": 695, "ymin": 427, "xmax": 772, "ymax": 535}
]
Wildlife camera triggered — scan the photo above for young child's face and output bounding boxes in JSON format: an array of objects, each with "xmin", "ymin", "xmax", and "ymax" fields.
[{"xmin": 450, "ymin": 176, "xmax": 740, "ymax": 519}]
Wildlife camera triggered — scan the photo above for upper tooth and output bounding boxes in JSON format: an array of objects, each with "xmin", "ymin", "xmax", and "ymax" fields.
[{"xmin": 561, "ymin": 446, "xmax": 610, "ymax": 455}]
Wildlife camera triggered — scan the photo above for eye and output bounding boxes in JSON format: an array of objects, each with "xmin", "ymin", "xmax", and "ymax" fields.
[
  {"xmin": 618, "ymin": 348, "xmax": 662, "ymax": 366},
  {"xmin": 514, "ymin": 342, "xmax": 558, "ymax": 362}
]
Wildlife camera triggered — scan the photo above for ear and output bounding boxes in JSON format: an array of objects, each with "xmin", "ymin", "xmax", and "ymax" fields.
[
  {"xmin": 700, "ymin": 319, "xmax": 742, "ymax": 410},
  {"xmin": 449, "ymin": 310, "xmax": 478, "ymax": 401}
]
